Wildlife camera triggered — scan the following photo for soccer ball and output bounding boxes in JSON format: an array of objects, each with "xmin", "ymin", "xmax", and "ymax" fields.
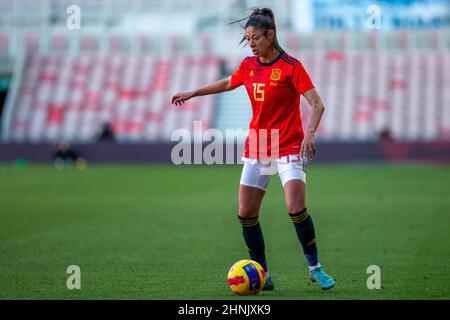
[{"xmin": 227, "ymin": 259, "xmax": 266, "ymax": 295}]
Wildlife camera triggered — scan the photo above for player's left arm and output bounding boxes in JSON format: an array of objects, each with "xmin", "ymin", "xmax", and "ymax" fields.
[{"xmin": 302, "ymin": 88, "xmax": 325, "ymax": 160}]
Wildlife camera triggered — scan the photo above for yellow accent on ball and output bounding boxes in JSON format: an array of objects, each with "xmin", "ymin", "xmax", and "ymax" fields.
[{"xmin": 227, "ymin": 259, "xmax": 266, "ymax": 295}]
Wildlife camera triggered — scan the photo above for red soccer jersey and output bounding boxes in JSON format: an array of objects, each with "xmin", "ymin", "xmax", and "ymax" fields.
[{"xmin": 230, "ymin": 51, "xmax": 315, "ymax": 159}]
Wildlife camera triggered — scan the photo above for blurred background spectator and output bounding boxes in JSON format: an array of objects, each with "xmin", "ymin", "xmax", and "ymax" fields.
[
  {"xmin": 98, "ymin": 123, "xmax": 116, "ymax": 143},
  {"xmin": 52, "ymin": 140, "xmax": 86, "ymax": 169}
]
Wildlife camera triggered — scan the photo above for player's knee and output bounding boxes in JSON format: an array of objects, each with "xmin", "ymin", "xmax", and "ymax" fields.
[
  {"xmin": 238, "ymin": 203, "xmax": 259, "ymax": 218},
  {"xmin": 239, "ymin": 201, "xmax": 259, "ymax": 218},
  {"xmin": 287, "ymin": 202, "xmax": 306, "ymax": 214}
]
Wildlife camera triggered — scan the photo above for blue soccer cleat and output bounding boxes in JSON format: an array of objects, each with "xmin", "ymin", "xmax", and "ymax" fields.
[
  {"xmin": 262, "ymin": 271, "xmax": 274, "ymax": 291},
  {"xmin": 310, "ymin": 266, "xmax": 335, "ymax": 290}
]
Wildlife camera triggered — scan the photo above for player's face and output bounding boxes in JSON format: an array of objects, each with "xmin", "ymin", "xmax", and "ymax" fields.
[{"xmin": 245, "ymin": 26, "xmax": 274, "ymax": 57}]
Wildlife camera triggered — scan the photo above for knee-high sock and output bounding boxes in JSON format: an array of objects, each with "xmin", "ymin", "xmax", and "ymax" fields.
[
  {"xmin": 238, "ymin": 215, "xmax": 268, "ymax": 271},
  {"xmin": 289, "ymin": 208, "xmax": 319, "ymax": 267}
]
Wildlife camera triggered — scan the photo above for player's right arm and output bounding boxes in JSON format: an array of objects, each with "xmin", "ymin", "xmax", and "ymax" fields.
[{"xmin": 171, "ymin": 77, "xmax": 233, "ymax": 106}]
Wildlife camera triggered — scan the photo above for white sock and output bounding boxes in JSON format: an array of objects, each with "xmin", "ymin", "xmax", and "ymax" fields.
[{"xmin": 308, "ymin": 263, "xmax": 321, "ymax": 271}]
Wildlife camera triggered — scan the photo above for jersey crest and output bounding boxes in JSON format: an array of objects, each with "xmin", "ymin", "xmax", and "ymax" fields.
[{"xmin": 270, "ymin": 69, "xmax": 282, "ymax": 81}]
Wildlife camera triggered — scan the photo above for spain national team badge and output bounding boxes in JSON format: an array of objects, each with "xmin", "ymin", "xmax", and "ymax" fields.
[{"xmin": 270, "ymin": 69, "xmax": 281, "ymax": 81}]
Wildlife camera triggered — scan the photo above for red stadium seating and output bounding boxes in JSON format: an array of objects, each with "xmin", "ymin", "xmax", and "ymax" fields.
[{"xmin": 10, "ymin": 53, "xmax": 220, "ymax": 142}]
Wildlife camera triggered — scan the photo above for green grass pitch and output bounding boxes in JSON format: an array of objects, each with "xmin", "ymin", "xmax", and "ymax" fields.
[{"xmin": 0, "ymin": 163, "xmax": 449, "ymax": 300}]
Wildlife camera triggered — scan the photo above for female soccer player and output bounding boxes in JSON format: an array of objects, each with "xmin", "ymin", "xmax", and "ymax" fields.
[{"xmin": 171, "ymin": 8, "xmax": 335, "ymax": 290}]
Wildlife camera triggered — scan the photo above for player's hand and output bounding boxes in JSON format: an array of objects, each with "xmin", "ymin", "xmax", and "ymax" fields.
[
  {"xmin": 171, "ymin": 92, "xmax": 194, "ymax": 106},
  {"xmin": 301, "ymin": 132, "xmax": 316, "ymax": 161}
]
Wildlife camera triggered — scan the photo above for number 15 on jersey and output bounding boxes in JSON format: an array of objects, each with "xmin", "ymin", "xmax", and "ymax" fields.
[{"xmin": 252, "ymin": 83, "xmax": 265, "ymax": 102}]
